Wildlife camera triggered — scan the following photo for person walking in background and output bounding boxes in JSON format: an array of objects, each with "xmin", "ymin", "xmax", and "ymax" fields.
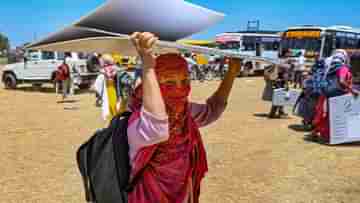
[
  {"xmin": 93, "ymin": 54, "xmax": 119, "ymax": 120},
  {"xmin": 115, "ymin": 64, "xmax": 136, "ymax": 115},
  {"xmin": 133, "ymin": 57, "xmax": 143, "ymax": 86},
  {"xmin": 64, "ymin": 53, "xmax": 77, "ymax": 96},
  {"xmin": 55, "ymin": 56, "xmax": 71, "ymax": 101},
  {"xmin": 263, "ymin": 62, "xmax": 290, "ymax": 119},
  {"xmin": 184, "ymin": 52, "xmax": 197, "ymax": 80},
  {"xmin": 312, "ymin": 50, "xmax": 359, "ymax": 143},
  {"xmin": 294, "ymin": 50, "xmax": 306, "ymax": 89},
  {"xmin": 93, "ymin": 54, "xmax": 136, "ymax": 120},
  {"xmin": 87, "ymin": 53, "xmax": 102, "ymax": 73}
]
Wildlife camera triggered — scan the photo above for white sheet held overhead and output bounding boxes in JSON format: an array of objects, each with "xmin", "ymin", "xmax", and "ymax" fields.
[
  {"xmin": 27, "ymin": 0, "xmax": 225, "ymax": 55},
  {"xmin": 75, "ymin": 0, "xmax": 225, "ymax": 41}
]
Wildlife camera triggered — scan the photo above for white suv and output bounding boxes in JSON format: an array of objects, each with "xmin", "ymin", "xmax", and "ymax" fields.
[{"xmin": 2, "ymin": 50, "xmax": 98, "ymax": 89}]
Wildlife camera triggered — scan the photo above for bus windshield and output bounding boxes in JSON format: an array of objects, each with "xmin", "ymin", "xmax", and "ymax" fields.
[
  {"xmin": 280, "ymin": 38, "xmax": 321, "ymax": 54},
  {"xmin": 280, "ymin": 30, "xmax": 322, "ymax": 57}
]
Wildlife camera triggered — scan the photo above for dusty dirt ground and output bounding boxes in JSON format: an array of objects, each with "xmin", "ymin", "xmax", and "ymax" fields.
[{"xmin": 0, "ymin": 68, "xmax": 359, "ymax": 203}]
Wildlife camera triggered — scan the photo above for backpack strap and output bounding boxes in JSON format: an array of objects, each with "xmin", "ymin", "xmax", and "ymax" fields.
[
  {"xmin": 110, "ymin": 111, "xmax": 152, "ymax": 193},
  {"xmin": 76, "ymin": 142, "xmax": 93, "ymax": 201},
  {"xmin": 111, "ymin": 112, "xmax": 133, "ymax": 190},
  {"xmin": 77, "ymin": 128, "xmax": 107, "ymax": 202}
]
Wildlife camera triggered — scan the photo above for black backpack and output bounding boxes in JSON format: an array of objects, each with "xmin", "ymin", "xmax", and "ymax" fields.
[{"xmin": 76, "ymin": 112, "xmax": 132, "ymax": 203}]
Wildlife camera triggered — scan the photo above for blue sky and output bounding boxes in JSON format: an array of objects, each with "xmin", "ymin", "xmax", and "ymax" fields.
[{"xmin": 1, "ymin": 0, "xmax": 359, "ymax": 47}]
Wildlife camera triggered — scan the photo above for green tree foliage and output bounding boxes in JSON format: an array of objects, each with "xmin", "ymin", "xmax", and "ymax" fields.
[{"xmin": 0, "ymin": 33, "xmax": 10, "ymax": 52}]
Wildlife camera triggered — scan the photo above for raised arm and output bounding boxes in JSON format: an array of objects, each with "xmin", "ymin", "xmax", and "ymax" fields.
[
  {"xmin": 211, "ymin": 58, "xmax": 242, "ymax": 103},
  {"xmin": 191, "ymin": 58, "xmax": 241, "ymax": 127},
  {"xmin": 130, "ymin": 32, "xmax": 167, "ymax": 118}
]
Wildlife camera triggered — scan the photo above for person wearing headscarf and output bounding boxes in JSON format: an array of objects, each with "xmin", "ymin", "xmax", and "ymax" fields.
[
  {"xmin": 93, "ymin": 54, "xmax": 120, "ymax": 120},
  {"xmin": 312, "ymin": 50, "xmax": 359, "ymax": 142},
  {"xmin": 126, "ymin": 32, "xmax": 241, "ymax": 203},
  {"xmin": 263, "ymin": 62, "xmax": 290, "ymax": 119},
  {"xmin": 296, "ymin": 57, "xmax": 325, "ymax": 128}
]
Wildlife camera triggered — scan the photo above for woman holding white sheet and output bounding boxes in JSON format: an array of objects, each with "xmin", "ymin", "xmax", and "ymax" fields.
[{"xmin": 126, "ymin": 32, "xmax": 241, "ymax": 203}]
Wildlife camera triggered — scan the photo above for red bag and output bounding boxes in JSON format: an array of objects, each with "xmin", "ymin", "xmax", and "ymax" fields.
[{"xmin": 56, "ymin": 64, "xmax": 70, "ymax": 81}]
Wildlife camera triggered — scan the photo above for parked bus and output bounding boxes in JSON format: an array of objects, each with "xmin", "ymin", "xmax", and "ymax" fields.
[
  {"xmin": 215, "ymin": 31, "xmax": 281, "ymax": 76},
  {"xmin": 280, "ymin": 25, "xmax": 360, "ymax": 83}
]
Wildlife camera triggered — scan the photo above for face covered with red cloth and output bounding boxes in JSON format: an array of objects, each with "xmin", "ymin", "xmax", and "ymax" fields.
[
  {"xmin": 128, "ymin": 53, "xmax": 208, "ymax": 203},
  {"xmin": 130, "ymin": 53, "xmax": 191, "ymax": 135}
]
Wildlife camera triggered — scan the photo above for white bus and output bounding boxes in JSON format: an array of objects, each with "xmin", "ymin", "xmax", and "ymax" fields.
[
  {"xmin": 215, "ymin": 31, "xmax": 281, "ymax": 76},
  {"xmin": 280, "ymin": 25, "xmax": 360, "ymax": 82}
]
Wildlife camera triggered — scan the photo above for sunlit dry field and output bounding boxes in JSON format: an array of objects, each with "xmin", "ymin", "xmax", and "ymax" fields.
[{"xmin": 1, "ymin": 66, "xmax": 359, "ymax": 203}]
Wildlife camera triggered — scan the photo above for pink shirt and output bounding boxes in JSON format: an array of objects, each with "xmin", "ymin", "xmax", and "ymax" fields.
[
  {"xmin": 127, "ymin": 96, "xmax": 226, "ymax": 165},
  {"xmin": 336, "ymin": 66, "xmax": 352, "ymax": 80},
  {"xmin": 336, "ymin": 66, "xmax": 353, "ymax": 91}
]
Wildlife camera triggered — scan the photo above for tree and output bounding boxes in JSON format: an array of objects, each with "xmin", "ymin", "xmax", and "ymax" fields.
[{"xmin": 0, "ymin": 33, "xmax": 10, "ymax": 56}]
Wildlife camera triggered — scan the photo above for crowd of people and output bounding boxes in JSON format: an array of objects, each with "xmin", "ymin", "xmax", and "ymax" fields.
[
  {"xmin": 263, "ymin": 49, "xmax": 359, "ymax": 144},
  {"xmin": 184, "ymin": 53, "xmax": 229, "ymax": 82},
  {"xmin": 54, "ymin": 33, "xmax": 360, "ymax": 202},
  {"xmin": 56, "ymin": 46, "xmax": 358, "ymax": 146},
  {"xmin": 54, "ymin": 51, "xmax": 228, "ymax": 105}
]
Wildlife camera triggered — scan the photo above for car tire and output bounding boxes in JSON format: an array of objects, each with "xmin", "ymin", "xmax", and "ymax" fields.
[
  {"xmin": 32, "ymin": 83, "xmax": 43, "ymax": 88},
  {"xmin": 240, "ymin": 62, "xmax": 252, "ymax": 77},
  {"xmin": 240, "ymin": 70, "xmax": 249, "ymax": 77},
  {"xmin": 3, "ymin": 73, "xmax": 17, "ymax": 89},
  {"xmin": 78, "ymin": 84, "xmax": 91, "ymax": 90}
]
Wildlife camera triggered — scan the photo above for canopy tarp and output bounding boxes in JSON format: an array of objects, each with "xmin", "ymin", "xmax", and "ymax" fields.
[{"xmin": 178, "ymin": 39, "xmax": 216, "ymax": 47}]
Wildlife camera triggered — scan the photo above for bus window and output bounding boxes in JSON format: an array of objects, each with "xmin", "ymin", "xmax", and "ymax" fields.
[
  {"xmin": 260, "ymin": 37, "xmax": 280, "ymax": 51},
  {"xmin": 57, "ymin": 52, "xmax": 65, "ymax": 60},
  {"xmin": 262, "ymin": 40, "xmax": 279, "ymax": 51},
  {"xmin": 273, "ymin": 41, "xmax": 279, "ymax": 50},
  {"xmin": 218, "ymin": 41, "xmax": 240, "ymax": 50},
  {"xmin": 78, "ymin": 52, "xmax": 88, "ymax": 60},
  {"xmin": 347, "ymin": 33, "xmax": 357, "ymax": 48},
  {"xmin": 243, "ymin": 42, "xmax": 255, "ymax": 51},
  {"xmin": 335, "ymin": 32, "xmax": 358, "ymax": 49},
  {"xmin": 323, "ymin": 34, "xmax": 334, "ymax": 58},
  {"xmin": 27, "ymin": 50, "xmax": 40, "ymax": 61},
  {"xmin": 42, "ymin": 51, "xmax": 55, "ymax": 60},
  {"xmin": 242, "ymin": 36, "xmax": 256, "ymax": 51},
  {"xmin": 357, "ymin": 34, "xmax": 360, "ymax": 48}
]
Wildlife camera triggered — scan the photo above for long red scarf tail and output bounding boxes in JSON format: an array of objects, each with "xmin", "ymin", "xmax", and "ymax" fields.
[
  {"xmin": 192, "ymin": 140, "xmax": 208, "ymax": 203},
  {"xmin": 312, "ymin": 96, "xmax": 330, "ymax": 142},
  {"xmin": 129, "ymin": 145, "xmax": 158, "ymax": 182},
  {"xmin": 188, "ymin": 117, "xmax": 208, "ymax": 203}
]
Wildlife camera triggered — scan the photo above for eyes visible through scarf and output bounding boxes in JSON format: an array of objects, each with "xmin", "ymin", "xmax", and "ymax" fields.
[{"xmin": 160, "ymin": 78, "xmax": 190, "ymax": 87}]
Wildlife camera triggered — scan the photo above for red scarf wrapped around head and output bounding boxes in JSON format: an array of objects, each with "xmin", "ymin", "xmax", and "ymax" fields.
[{"xmin": 128, "ymin": 53, "xmax": 208, "ymax": 203}]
